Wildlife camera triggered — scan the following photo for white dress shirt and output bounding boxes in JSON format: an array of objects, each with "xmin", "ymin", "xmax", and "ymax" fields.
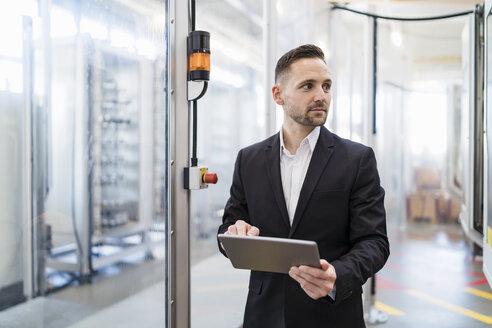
[
  {"xmin": 280, "ymin": 126, "xmax": 336, "ymax": 300},
  {"xmin": 280, "ymin": 126, "xmax": 321, "ymax": 225}
]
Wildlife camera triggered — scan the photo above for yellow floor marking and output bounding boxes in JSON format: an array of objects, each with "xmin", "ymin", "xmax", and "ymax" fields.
[
  {"xmin": 194, "ymin": 283, "xmax": 247, "ymax": 293},
  {"xmin": 466, "ymin": 287, "xmax": 492, "ymax": 301},
  {"xmin": 405, "ymin": 289, "xmax": 492, "ymax": 324},
  {"xmin": 374, "ymin": 301, "xmax": 404, "ymax": 316}
]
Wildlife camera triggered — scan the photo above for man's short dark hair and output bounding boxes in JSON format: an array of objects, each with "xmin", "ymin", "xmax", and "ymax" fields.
[{"xmin": 275, "ymin": 44, "xmax": 326, "ymax": 83}]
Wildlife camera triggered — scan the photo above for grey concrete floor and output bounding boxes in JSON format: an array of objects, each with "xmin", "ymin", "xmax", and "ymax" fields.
[{"xmin": 373, "ymin": 223, "xmax": 492, "ymax": 328}]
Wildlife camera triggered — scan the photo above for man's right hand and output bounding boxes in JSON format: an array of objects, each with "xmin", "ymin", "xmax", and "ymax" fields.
[
  {"xmin": 224, "ymin": 220, "xmax": 260, "ymax": 237},
  {"xmin": 220, "ymin": 220, "xmax": 260, "ymax": 252}
]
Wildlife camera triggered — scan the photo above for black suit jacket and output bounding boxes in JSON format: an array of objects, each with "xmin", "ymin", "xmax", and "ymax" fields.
[{"xmin": 218, "ymin": 127, "xmax": 389, "ymax": 328}]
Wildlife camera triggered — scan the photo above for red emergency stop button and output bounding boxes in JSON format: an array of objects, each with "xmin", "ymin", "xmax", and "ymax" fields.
[{"xmin": 203, "ymin": 173, "xmax": 218, "ymax": 184}]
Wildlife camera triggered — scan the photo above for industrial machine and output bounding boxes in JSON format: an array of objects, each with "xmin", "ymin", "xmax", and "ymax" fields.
[{"xmin": 45, "ymin": 35, "xmax": 165, "ymax": 283}]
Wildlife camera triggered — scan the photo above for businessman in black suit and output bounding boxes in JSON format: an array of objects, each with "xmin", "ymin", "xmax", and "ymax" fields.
[{"xmin": 218, "ymin": 44, "xmax": 389, "ymax": 328}]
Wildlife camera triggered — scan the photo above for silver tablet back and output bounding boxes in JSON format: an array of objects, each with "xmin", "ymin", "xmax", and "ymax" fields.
[{"xmin": 218, "ymin": 234, "xmax": 321, "ymax": 274}]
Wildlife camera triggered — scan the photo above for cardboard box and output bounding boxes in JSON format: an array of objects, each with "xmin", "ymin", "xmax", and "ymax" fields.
[
  {"xmin": 415, "ymin": 168, "xmax": 441, "ymax": 189},
  {"xmin": 407, "ymin": 189, "xmax": 462, "ymax": 224},
  {"xmin": 407, "ymin": 190, "xmax": 438, "ymax": 224}
]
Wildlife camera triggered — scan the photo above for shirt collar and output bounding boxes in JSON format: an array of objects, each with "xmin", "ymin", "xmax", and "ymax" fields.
[{"xmin": 280, "ymin": 126, "xmax": 321, "ymax": 156}]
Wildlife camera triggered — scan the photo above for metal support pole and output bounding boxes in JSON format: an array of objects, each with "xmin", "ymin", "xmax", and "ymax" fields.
[
  {"xmin": 169, "ymin": 0, "xmax": 191, "ymax": 326},
  {"xmin": 263, "ymin": 0, "xmax": 278, "ymax": 136},
  {"xmin": 22, "ymin": 15, "xmax": 34, "ymax": 300},
  {"xmin": 364, "ymin": 277, "xmax": 388, "ymax": 325},
  {"xmin": 372, "ymin": 18, "xmax": 378, "ymax": 137},
  {"xmin": 472, "ymin": 4, "xmax": 485, "ymax": 241},
  {"xmin": 362, "ymin": 15, "xmax": 375, "ymax": 147},
  {"xmin": 363, "ymin": 15, "xmax": 387, "ymax": 326}
]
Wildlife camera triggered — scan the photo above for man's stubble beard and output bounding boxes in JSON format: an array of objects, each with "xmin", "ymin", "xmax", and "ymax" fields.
[{"xmin": 284, "ymin": 103, "xmax": 328, "ymax": 127}]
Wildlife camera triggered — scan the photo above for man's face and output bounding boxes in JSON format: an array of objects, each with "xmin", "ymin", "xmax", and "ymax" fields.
[{"xmin": 273, "ymin": 58, "xmax": 332, "ymax": 127}]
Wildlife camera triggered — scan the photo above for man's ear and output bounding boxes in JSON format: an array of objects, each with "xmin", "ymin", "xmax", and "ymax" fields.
[{"xmin": 272, "ymin": 85, "xmax": 284, "ymax": 105}]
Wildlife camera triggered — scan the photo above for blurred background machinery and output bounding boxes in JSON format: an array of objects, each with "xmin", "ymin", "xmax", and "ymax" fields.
[{"xmin": 44, "ymin": 36, "xmax": 166, "ymax": 283}]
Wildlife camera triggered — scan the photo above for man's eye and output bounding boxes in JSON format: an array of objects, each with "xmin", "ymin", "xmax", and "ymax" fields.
[
  {"xmin": 302, "ymin": 83, "xmax": 312, "ymax": 90},
  {"xmin": 323, "ymin": 83, "xmax": 331, "ymax": 91}
]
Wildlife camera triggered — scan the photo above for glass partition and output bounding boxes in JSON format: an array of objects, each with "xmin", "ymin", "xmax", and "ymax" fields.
[
  {"xmin": 0, "ymin": 11, "xmax": 29, "ymax": 311},
  {"xmin": 0, "ymin": 1, "xmax": 169, "ymax": 326},
  {"xmin": 328, "ymin": 9, "xmax": 368, "ymax": 143},
  {"xmin": 375, "ymin": 16, "xmax": 468, "ymax": 230}
]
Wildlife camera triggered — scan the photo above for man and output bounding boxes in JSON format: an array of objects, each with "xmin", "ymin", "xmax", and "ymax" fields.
[{"xmin": 217, "ymin": 44, "xmax": 389, "ymax": 328}]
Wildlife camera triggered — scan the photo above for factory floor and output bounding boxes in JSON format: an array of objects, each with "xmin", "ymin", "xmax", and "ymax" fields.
[
  {"xmin": 374, "ymin": 223, "xmax": 492, "ymax": 328},
  {"xmin": 0, "ymin": 222, "xmax": 491, "ymax": 327}
]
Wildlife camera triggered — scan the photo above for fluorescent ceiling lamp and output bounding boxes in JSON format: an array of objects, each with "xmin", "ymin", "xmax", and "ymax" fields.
[
  {"xmin": 80, "ymin": 18, "xmax": 108, "ymax": 40},
  {"xmin": 51, "ymin": 6, "xmax": 77, "ymax": 38}
]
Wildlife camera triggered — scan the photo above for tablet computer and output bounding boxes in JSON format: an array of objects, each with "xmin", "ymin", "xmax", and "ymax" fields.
[{"xmin": 218, "ymin": 234, "xmax": 321, "ymax": 274}]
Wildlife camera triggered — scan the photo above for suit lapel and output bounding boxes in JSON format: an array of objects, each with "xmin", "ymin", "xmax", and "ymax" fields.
[
  {"xmin": 265, "ymin": 134, "xmax": 291, "ymax": 229},
  {"xmin": 289, "ymin": 127, "xmax": 335, "ymax": 238}
]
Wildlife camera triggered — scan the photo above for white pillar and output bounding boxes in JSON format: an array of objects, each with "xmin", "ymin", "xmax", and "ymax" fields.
[{"xmin": 263, "ymin": 0, "xmax": 278, "ymax": 136}]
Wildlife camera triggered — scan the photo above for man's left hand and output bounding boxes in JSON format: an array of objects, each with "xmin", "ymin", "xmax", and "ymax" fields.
[{"xmin": 289, "ymin": 259, "xmax": 336, "ymax": 300}]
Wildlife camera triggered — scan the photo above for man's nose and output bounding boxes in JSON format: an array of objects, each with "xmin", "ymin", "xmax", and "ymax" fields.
[{"xmin": 313, "ymin": 85, "xmax": 326, "ymax": 101}]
